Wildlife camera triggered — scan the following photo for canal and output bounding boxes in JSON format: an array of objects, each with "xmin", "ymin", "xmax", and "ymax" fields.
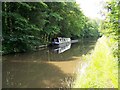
[{"xmin": 2, "ymin": 39, "xmax": 97, "ymax": 88}]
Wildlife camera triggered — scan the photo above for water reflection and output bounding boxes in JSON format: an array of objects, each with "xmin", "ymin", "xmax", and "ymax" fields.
[
  {"xmin": 52, "ymin": 43, "xmax": 71, "ymax": 54},
  {"xmin": 2, "ymin": 39, "xmax": 97, "ymax": 88}
]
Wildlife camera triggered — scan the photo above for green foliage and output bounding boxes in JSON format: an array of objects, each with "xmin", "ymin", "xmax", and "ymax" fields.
[
  {"xmin": 81, "ymin": 19, "xmax": 99, "ymax": 38},
  {"xmin": 100, "ymin": 0, "xmax": 119, "ymax": 38},
  {"xmin": 2, "ymin": 2, "xmax": 43, "ymax": 54},
  {"xmin": 73, "ymin": 0, "xmax": 119, "ymax": 88},
  {"xmin": 99, "ymin": 0, "xmax": 119, "ymax": 61},
  {"xmin": 2, "ymin": 2, "xmax": 99, "ymax": 54},
  {"xmin": 73, "ymin": 36, "xmax": 118, "ymax": 88}
]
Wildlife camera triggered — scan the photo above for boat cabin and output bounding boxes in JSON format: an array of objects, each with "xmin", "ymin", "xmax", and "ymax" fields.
[{"xmin": 52, "ymin": 37, "xmax": 71, "ymax": 45}]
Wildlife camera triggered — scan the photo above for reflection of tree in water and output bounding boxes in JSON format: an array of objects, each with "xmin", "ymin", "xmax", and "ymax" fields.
[
  {"xmin": 3, "ymin": 62, "xmax": 75, "ymax": 88},
  {"xmin": 3, "ymin": 39, "xmax": 97, "ymax": 62},
  {"xmin": 2, "ymin": 39, "xmax": 97, "ymax": 88},
  {"xmin": 48, "ymin": 39, "xmax": 97, "ymax": 61}
]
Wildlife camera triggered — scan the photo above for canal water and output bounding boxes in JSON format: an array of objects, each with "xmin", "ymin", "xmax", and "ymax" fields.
[{"xmin": 2, "ymin": 39, "xmax": 97, "ymax": 88}]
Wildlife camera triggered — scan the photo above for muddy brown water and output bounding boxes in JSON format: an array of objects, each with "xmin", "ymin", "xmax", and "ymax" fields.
[{"xmin": 2, "ymin": 40, "xmax": 97, "ymax": 88}]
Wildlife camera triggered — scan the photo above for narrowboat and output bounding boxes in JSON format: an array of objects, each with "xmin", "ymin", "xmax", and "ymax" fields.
[{"xmin": 52, "ymin": 37, "xmax": 71, "ymax": 45}]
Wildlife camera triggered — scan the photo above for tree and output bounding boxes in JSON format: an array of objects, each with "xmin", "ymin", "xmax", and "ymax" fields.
[{"xmin": 2, "ymin": 2, "xmax": 100, "ymax": 54}]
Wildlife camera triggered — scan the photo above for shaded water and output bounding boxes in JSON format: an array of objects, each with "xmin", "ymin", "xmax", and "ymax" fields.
[{"xmin": 2, "ymin": 39, "xmax": 97, "ymax": 88}]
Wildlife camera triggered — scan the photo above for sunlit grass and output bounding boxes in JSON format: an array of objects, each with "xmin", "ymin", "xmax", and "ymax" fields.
[{"xmin": 73, "ymin": 36, "xmax": 118, "ymax": 88}]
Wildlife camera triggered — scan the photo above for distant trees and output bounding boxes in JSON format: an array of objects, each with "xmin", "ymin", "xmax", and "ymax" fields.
[
  {"xmin": 2, "ymin": 2, "xmax": 99, "ymax": 54},
  {"xmin": 81, "ymin": 19, "xmax": 99, "ymax": 38}
]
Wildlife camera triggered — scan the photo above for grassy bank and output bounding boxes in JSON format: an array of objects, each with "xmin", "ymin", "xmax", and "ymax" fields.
[{"xmin": 73, "ymin": 36, "xmax": 118, "ymax": 88}]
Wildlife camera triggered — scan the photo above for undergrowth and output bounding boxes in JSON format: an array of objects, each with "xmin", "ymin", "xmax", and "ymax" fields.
[{"xmin": 73, "ymin": 36, "xmax": 118, "ymax": 88}]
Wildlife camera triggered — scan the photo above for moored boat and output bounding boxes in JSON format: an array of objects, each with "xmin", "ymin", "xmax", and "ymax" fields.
[{"xmin": 52, "ymin": 37, "xmax": 71, "ymax": 45}]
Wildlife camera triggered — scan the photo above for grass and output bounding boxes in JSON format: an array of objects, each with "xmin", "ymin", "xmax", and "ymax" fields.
[{"xmin": 73, "ymin": 36, "xmax": 118, "ymax": 88}]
